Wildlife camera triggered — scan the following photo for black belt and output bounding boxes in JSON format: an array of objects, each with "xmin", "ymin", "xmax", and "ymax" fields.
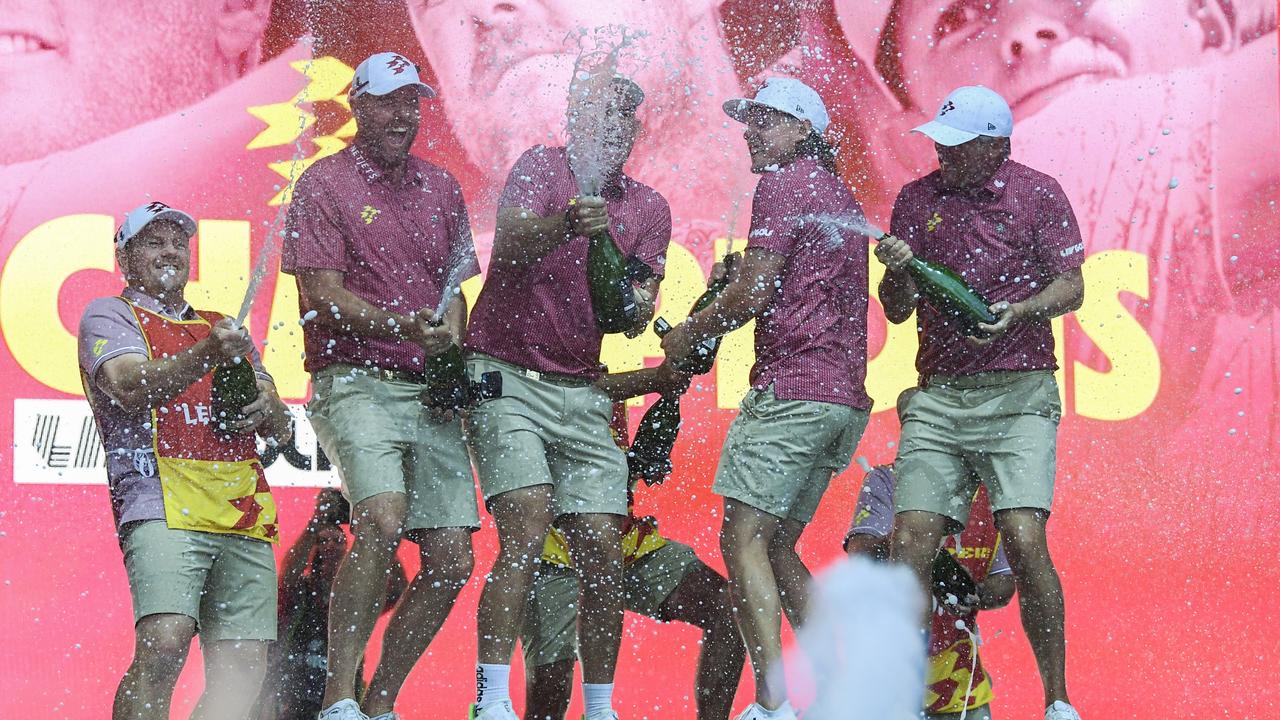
[{"xmin": 328, "ymin": 365, "xmax": 427, "ymax": 385}]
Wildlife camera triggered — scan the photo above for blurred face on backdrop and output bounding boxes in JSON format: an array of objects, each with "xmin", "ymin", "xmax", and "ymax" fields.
[
  {"xmin": 406, "ymin": 0, "xmax": 719, "ymax": 177},
  {"xmin": 857, "ymin": 0, "xmax": 1238, "ymax": 117},
  {"xmin": 0, "ymin": 0, "xmax": 272, "ymax": 165}
]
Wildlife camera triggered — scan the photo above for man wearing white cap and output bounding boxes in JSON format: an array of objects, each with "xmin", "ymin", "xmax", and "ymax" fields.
[
  {"xmin": 79, "ymin": 201, "xmax": 293, "ymax": 719},
  {"xmin": 281, "ymin": 52, "xmax": 482, "ymax": 720},
  {"xmin": 663, "ymin": 78, "xmax": 871, "ymax": 720},
  {"xmin": 875, "ymin": 86, "xmax": 1085, "ymax": 720}
]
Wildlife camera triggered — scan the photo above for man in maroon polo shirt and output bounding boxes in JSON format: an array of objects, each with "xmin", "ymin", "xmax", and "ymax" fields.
[
  {"xmin": 463, "ymin": 76, "xmax": 669, "ymax": 720},
  {"xmin": 875, "ymin": 86, "xmax": 1085, "ymax": 720},
  {"xmin": 281, "ymin": 52, "xmax": 481, "ymax": 720},
  {"xmin": 661, "ymin": 79, "xmax": 871, "ymax": 720}
]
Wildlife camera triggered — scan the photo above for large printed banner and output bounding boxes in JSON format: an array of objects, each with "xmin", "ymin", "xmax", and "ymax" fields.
[{"xmin": 2, "ymin": 2, "xmax": 1278, "ymax": 718}]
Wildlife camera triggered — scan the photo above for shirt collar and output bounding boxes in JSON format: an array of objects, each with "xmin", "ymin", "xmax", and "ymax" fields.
[
  {"xmin": 122, "ymin": 286, "xmax": 192, "ymax": 321},
  {"xmin": 348, "ymin": 143, "xmax": 421, "ymax": 188}
]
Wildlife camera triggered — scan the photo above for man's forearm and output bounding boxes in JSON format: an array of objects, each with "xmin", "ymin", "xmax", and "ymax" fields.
[
  {"xmin": 683, "ymin": 275, "xmax": 768, "ymax": 342},
  {"xmin": 879, "ymin": 269, "xmax": 919, "ymax": 324},
  {"xmin": 1012, "ymin": 269, "xmax": 1084, "ymax": 321},
  {"xmin": 103, "ymin": 340, "xmax": 222, "ymax": 412},
  {"xmin": 444, "ymin": 294, "xmax": 468, "ymax": 348},
  {"xmin": 594, "ymin": 367, "xmax": 670, "ymax": 402},
  {"xmin": 302, "ymin": 281, "xmax": 419, "ymax": 341},
  {"xmin": 492, "ymin": 207, "xmax": 572, "ymax": 269}
]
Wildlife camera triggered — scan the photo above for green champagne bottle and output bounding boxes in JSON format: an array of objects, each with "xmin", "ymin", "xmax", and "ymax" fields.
[
  {"xmin": 586, "ymin": 225, "xmax": 639, "ymax": 334},
  {"xmin": 423, "ymin": 342, "xmax": 469, "ymax": 411},
  {"xmin": 212, "ymin": 358, "xmax": 259, "ymax": 435},
  {"xmin": 629, "ymin": 254, "xmax": 739, "ymax": 484},
  {"xmin": 652, "ymin": 254, "xmax": 737, "ymax": 374},
  {"xmin": 627, "ymin": 393, "xmax": 681, "ymax": 486},
  {"xmin": 930, "ymin": 546, "xmax": 978, "ymax": 614},
  {"xmin": 891, "ymin": 241, "xmax": 997, "ymax": 334}
]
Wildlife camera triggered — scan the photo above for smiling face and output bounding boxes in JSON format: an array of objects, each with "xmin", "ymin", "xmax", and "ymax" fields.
[
  {"xmin": 351, "ymin": 85, "xmax": 422, "ymax": 168},
  {"xmin": 118, "ymin": 220, "xmax": 191, "ymax": 299},
  {"xmin": 740, "ymin": 105, "xmax": 809, "ymax": 173},
  {"xmin": 407, "ymin": 0, "xmax": 705, "ymax": 176},
  {"xmin": 875, "ymin": 0, "xmax": 1226, "ymax": 117}
]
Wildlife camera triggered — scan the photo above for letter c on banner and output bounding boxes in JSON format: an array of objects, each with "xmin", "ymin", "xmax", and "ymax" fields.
[{"xmin": 1, "ymin": 214, "xmax": 115, "ymax": 395}]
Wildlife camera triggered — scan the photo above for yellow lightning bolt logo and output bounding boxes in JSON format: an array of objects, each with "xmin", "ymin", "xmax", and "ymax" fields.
[
  {"xmin": 361, "ymin": 205, "xmax": 380, "ymax": 225},
  {"xmin": 246, "ymin": 56, "xmax": 359, "ymax": 206},
  {"xmin": 926, "ymin": 212, "xmax": 943, "ymax": 233}
]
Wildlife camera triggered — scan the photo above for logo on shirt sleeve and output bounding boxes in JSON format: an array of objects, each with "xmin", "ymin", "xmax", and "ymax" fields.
[
  {"xmin": 360, "ymin": 205, "xmax": 381, "ymax": 225},
  {"xmin": 1059, "ymin": 241, "xmax": 1085, "ymax": 258},
  {"xmin": 92, "ymin": 339, "xmax": 108, "ymax": 357}
]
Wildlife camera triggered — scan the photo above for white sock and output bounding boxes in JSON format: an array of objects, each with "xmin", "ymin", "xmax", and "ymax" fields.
[
  {"xmin": 582, "ymin": 682, "xmax": 615, "ymax": 717},
  {"xmin": 475, "ymin": 663, "xmax": 511, "ymax": 709}
]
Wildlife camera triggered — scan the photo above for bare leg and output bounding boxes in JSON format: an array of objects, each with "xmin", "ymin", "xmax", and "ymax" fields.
[
  {"xmin": 719, "ymin": 498, "xmax": 788, "ymax": 709},
  {"xmin": 321, "ymin": 491, "xmax": 407, "ymax": 708},
  {"xmin": 523, "ymin": 658, "xmax": 575, "ymax": 720},
  {"xmin": 994, "ymin": 508, "xmax": 1070, "ymax": 708},
  {"xmin": 113, "ymin": 614, "xmax": 196, "ymax": 720},
  {"xmin": 364, "ymin": 527, "xmax": 475, "ymax": 715},
  {"xmin": 476, "ymin": 485, "xmax": 556, "ymax": 664},
  {"xmin": 558, "ymin": 512, "xmax": 624, "ymax": 685},
  {"xmin": 192, "ymin": 639, "xmax": 270, "ymax": 720},
  {"xmin": 766, "ymin": 519, "xmax": 811, "ymax": 629},
  {"xmin": 657, "ymin": 563, "xmax": 746, "ymax": 720},
  {"xmin": 888, "ymin": 510, "xmax": 952, "ymax": 628}
]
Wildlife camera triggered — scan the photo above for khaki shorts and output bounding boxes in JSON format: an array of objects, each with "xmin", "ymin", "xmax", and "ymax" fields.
[
  {"xmin": 308, "ymin": 365, "xmax": 479, "ymax": 531},
  {"xmin": 713, "ymin": 386, "xmax": 870, "ymax": 522},
  {"xmin": 464, "ymin": 353, "xmax": 627, "ymax": 517},
  {"xmin": 521, "ymin": 541, "xmax": 702, "ymax": 668},
  {"xmin": 121, "ymin": 520, "xmax": 276, "ymax": 641},
  {"xmin": 895, "ymin": 371, "xmax": 1061, "ymax": 528}
]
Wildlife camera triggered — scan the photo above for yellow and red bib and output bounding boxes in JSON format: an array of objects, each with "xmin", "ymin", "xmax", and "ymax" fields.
[
  {"xmin": 924, "ymin": 485, "xmax": 1001, "ymax": 714},
  {"xmin": 128, "ymin": 301, "xmax": 278, "ymax": 543}
]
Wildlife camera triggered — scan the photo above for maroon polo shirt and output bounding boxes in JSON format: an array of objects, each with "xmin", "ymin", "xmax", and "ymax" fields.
[
  {"xmin": 745, "ymin": 157, "xmax": 871, "ymax": 409},
  {"xmin": 465, "ymin": 145, "xmax": 671, "ymax": 379},
  {"xmin": 888, "ymin": 159, "xmax": 1085, "ymax": 378},
  {"xmin": 281, "ymin": 144, "xmax": 479, "ymax": 373}
]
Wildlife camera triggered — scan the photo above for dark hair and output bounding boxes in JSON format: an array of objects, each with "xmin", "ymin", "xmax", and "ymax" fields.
[{"xmin": 796, "ymin": 129, "xmax": 838, "ymax": 175}]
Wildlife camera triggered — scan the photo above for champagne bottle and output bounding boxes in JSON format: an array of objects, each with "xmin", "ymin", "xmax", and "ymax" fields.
[
  {"xmin": 580, "ymin": 201, "xmax": 638, "ymax": 334},
  {"xmin": 212, "ymin": 358, "xmax": 259, "ymax": 435},
  {"xmin": 420, "ymin": 308, "xmax": 471, "ymax": 414},
  {"xmin": 629, "ymin": 254, "xmax": 739, "ymax": 484},
  {"xmin": 930, "ymin": 547, "xmax": 979, "ymax": 614},
  {"xmin": 652, "ymin": 253, "xmax": 737, "ymax": 374},
  {"xmin": 886, "ymin": 237, "xmax": 997, "ymax": 334},
  {"xmin": 627, "ymin": 393, "xmax": 681, "ymax": 486}
]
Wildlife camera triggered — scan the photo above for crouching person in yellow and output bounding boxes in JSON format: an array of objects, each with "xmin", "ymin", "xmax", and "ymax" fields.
[{"xmin": 78, "ymin": 202, "xmax": 293, "ymax": 720}]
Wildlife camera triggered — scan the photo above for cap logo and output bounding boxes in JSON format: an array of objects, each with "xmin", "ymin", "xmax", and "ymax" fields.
[
  {"xmin": 145, "ymin": 201, "xmax": 170, "ymax": 214},
  {"xmin": 385, "ymin": 55, "xmax": 412, "ymax": 74},
  {"xmin": 987, "ymin": 122, "xmax": 997, "ymax": 131},
  {"xmin": 939, "ymin": 100, "xmax": 956, "ymax": 116},
  {"xmin": 352, "ymin": 77, "xmax": 370, "ymax": 94}
]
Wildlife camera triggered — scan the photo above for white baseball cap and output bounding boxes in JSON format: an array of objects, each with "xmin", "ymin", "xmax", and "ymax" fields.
[
  {"xmin": 723, "ymin": 77, "xmax": 831, "ymax": 135},
  {"xmin": 114, "ymin": 202, "xmax": 197, "ymax": 249},
  {"xmin": 350, "ymin": 52, "xmax": 436, "ymax": 100},
  {"xmin": 912, "ymin": 86, "xmax": 1013, "ymax": 147}
]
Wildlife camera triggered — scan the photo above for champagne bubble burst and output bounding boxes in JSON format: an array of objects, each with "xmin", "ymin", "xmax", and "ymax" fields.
[
  {"xmin": 565, "ymin": 26, "xmax": 646, "ymax": 197},
  {"xmin": 787, "ymin": 211, "xmax": 887, "ymax": 251}
]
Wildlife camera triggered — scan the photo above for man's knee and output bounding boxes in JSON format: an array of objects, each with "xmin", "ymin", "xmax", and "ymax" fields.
[
  {"xmin": 422, "ymin": 540, "xmax": 476, "ymax": 589},
  {"xmin": 890, "ymin": 512, "xmax": 948, "ymax": 562},
  {"xmin": 352, "ymin": 495, "xmax": 409, "ymax": 547},
  {"xmin": 132, "ymin": 616, "xmax": 194, "ymax": 677}
]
